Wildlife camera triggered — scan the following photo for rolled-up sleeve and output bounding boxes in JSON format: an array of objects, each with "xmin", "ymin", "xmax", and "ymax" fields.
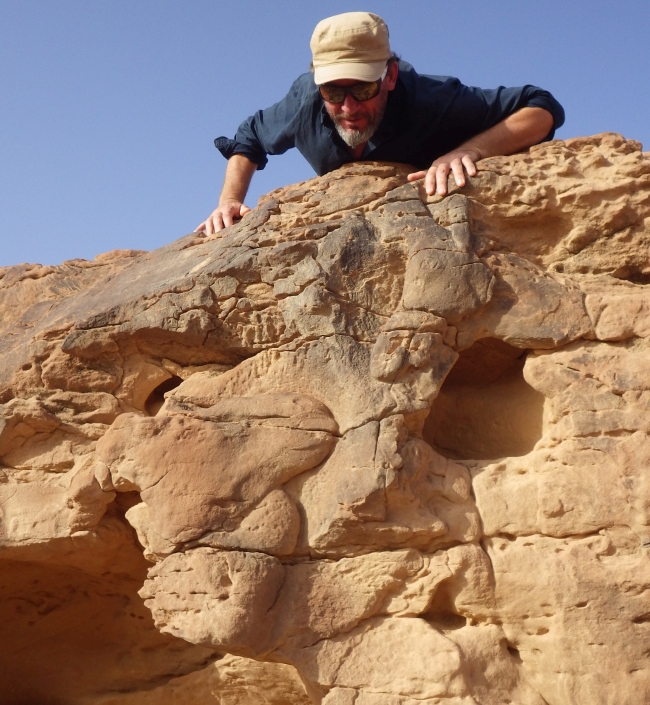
[
  {"xmin": 214, "ymin": 76, "xmax": 309, "ymax": 170},
  {"xmin": 214, "ymin": 134, "xmax": 267, "ymax": 168}
]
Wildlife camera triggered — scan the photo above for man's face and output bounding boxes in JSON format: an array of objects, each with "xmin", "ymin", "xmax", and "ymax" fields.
[{"xmin": 322, "ymin": 61, "xmax": 399, "ymax": 148}]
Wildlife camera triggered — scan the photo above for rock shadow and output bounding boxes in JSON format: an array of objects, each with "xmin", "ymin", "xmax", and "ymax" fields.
[{"xmin": 423, "ymin": 338, "xmax": 544, "ymax": 460}]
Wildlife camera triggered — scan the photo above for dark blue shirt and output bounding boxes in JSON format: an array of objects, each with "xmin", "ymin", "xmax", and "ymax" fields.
[{"xmin": 214, "ymin": 60, "xmax": 565, "ymax": 176}]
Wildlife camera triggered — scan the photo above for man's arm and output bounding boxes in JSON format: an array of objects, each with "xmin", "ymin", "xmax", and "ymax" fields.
[
  {"xmin": 407, "ymin": 106, "xmax": 554, "ymax": 196},
  {"xmin": 195, "ymin": 155, "xmax": 258, "ymax": 235},
  {"xmin": 196, "ymin": 74, "xmax": 313, "ymax": 235}
]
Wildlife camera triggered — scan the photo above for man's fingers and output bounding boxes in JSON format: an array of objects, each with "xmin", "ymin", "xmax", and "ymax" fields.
[
  {"xmin": 461, "ymin": 154, "xmax": 477, "ymax": 176},
  {"xmin": 196, "ymin": 202, "xmax": 251, "ymax": 238},
  {"xmin": 423, "ymin": 166, "xmax": 437, "ymax": 196},
  {"xmin": 435, "ymin": 163, "xmax": 451, "ymax": 196},
  {"xmin": 450, "ymin": 158, "xmax": 466, "ymax": 188},
  {"xmin": 419, "ymin": 151, "xmax": 478, "ymax": 198},
  {"xmin": 222, "ymin": 210, "xmax": 235, "ymax": 228},
  {"xmin": 209, "ymin": 213, "xmax": 223, "ymax": 235},
  {"xmin": 196, "ymin": 207, "xmax": 233, "ymax": 237},
  {"xmin": 407, "ymin": 170, "xmax": 427, "ymax": 182}
]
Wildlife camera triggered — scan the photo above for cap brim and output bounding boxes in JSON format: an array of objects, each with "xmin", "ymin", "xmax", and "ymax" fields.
[{"xmin": 313, "ymin": 60, "xmax": 387, "ymax": 85}]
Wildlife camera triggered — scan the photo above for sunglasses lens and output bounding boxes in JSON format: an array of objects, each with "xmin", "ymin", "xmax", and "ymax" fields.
[
  {"xmin": 319, "ymin": 85, "xmax": 346, "ymax": 103},
  {"xmin": 350, "ymin": 81, "xmax": 381, "ymax": 101},
  {"xmin": 319, "ymin": 79, "xmax": 381, "ymax": 104}
]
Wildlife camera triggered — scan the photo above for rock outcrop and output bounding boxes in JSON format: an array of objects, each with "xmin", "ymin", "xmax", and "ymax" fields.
[{"xmin": 1, "ymin": 132, "xmax": 650, "ymax": 704}]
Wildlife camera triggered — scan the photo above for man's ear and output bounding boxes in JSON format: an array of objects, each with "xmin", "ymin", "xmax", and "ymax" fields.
[{"xmin": 384, "ymin": 61, "xmax": 399, "ymax": 91}]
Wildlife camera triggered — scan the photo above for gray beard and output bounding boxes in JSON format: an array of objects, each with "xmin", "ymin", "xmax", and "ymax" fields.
[{"xmin": 329, "ymin": 102, "xmax": 387, "ymax": 149}]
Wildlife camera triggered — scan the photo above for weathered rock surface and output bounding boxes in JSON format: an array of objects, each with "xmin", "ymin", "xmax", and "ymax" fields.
[{"xmin": 1, "ymin": 132, "xmax": 650, "ymax": 704}]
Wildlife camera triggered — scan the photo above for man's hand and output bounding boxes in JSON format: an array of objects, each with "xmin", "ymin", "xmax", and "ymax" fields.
[
  {"xmin": 195, "ymin": 154, "xmax": 257, "ymax": 236},
  {"xmin": 195, "ymin": 200, "xmax": 251, "ymax": 236},
  {"xmin": 407, "ymin": 148, "xmax": 481, "ymax": 197},
  {"xmin": 407, "ymin": 108, "xmax": 554, "ymax": 198}
]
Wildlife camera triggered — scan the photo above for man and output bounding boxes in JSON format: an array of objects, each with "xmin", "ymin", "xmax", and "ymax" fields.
[{"xmin": 197, "ymin": 12, "xmax": 564, "ymax": 235}]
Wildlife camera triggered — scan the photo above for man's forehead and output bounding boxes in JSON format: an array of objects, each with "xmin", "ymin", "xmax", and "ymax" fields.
[{"xmin": 323, "ymin": 78, "xmax": 367, "ymax": 87}]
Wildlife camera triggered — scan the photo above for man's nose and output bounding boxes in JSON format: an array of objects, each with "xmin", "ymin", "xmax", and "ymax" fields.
[{"xmin": 341, "ymin": 93, "xmax": 360, "ymax": 114}]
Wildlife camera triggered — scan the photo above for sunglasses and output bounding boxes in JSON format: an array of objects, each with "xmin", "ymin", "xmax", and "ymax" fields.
[{"xmin": 319, "ymin": 67, "xmax": 388, "ymax": 104}]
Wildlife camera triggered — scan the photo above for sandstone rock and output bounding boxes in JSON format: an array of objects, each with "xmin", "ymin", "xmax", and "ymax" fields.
[
  {"xmin": 0, "ymin": 519, "xmax": 218, "ymax": 704},
  {"xmin": 92, "ymin": 655, "xmax": 313, "ymax": 705},
  {"xmin": 96, "ymin": 392, "xmax": 336, "ymax": 557},
  {"xmin": 1, "ymin": 134, "xmax": 650, "ymax": 704}
]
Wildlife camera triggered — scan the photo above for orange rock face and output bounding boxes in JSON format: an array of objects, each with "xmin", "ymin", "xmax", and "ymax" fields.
[{"xmin": 1, "ymin": 133, "xmax": 650, "ymax": 704}]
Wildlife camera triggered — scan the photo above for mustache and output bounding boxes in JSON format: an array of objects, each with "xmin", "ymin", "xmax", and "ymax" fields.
[
  {"xmin": 325, "ymin": 99, "xmax": 387, "ymax": 148},
  {"xmin": 331, "ymin": 111, "xmax": 374, "ymax": 124}
]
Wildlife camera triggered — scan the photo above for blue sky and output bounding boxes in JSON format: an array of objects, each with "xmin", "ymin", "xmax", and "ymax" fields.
[{"xmin": 2, "ymin": 1, "xmax": 649, "ymax": 266}]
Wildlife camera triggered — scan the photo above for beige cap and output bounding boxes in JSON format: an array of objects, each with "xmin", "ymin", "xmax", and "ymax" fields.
[{"xmin": 310, "ymin": 12, "xmax": 391, "ymax": 85}]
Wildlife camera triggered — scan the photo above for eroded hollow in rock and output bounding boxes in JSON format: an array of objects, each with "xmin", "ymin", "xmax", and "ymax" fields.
[
  {"xmin": 612, "ymin": 265, "xmax": 650, "ymax": 285},
  {"xmin": 423, "ymin": 581, "xmax": 467, "ymax": 632},
  {"xmin": 423, "ymin": 338, "xmax": 544, "ymax": 460},
  {"xmin": 0, "ymin": 552, "xmax": 215, "ymax": 704},
  {"xmin": 145, "ymin": 375, "xmax": 183, "ymax": 416}
]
